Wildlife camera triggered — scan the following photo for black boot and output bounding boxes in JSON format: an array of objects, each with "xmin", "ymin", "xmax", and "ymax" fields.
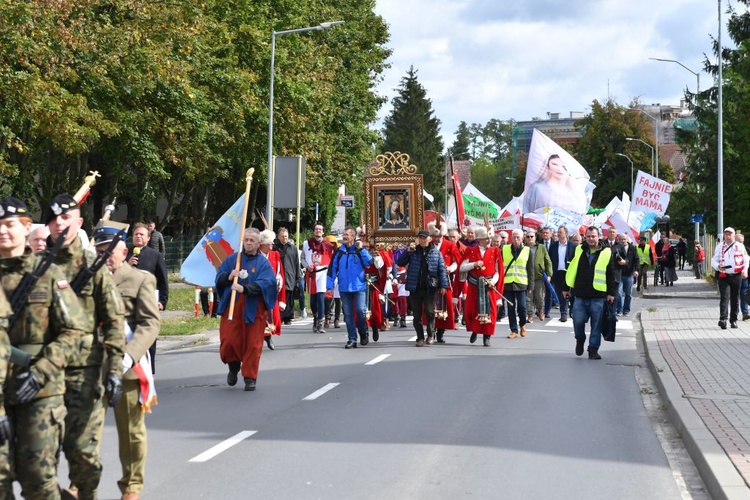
[
  {"xmin": 359, "ymin": 331, "xmax": 369, "ymax": 346},
  {"xmin": 436, "ymin": 329, "xmax": 445, "ymax": 344},
  {"xmin": 400, "ymin": 316, "xmax": 407, "ymax": 328},
  {"xmin": 227, "ymin": 362, "xmax": 240, "ymax": 386},
  {"xmin": 265, "ymin": 336, "xmax": 275, "ymax": 350},
  {"xmin": 372, "ymin": 327, "xmax": 379, "ymax": 342},
  {"xmin": 483, "ymin": 335, "xmax": 491, "ymax": 347},
  {"xmin": 588, "ymin": 349, "xmax": 601, "ymax": 360},
  {"xmin": 244, "ymin": 377, "xmax": 257, "ymax": 391},
  {"xmin": 313, "ymin": 318, "xmax": 319, "ymax": 333}
]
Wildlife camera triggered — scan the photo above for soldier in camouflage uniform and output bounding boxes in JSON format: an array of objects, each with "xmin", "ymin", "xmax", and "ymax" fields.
[
  {"xmin": 94, "ymin": 226, "xmax": 160, "ymax": 500},
  {"xmin": 44, "ymin": 194, "xmax": 125, "ymax": 500},
  {"xmin": 0, "ymin": 197, "xmax": 86, "ymax": 498}
]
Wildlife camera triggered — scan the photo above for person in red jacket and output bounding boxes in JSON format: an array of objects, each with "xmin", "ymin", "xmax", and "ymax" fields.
[
  {"xmin": 427, "ymin": 221, "xmax": 462, "ymax": 343},
  {"xmin": 259, "ymin": 229, "xmax": 285, "ymax": 350}
]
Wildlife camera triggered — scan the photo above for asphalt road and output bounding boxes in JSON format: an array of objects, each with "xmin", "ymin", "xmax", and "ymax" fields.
[{"xmin": 51, "ymin": 308, "xmax": 700, "ymax": 500}]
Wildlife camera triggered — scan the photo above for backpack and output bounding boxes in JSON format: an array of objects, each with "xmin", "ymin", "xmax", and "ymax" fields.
[
  {"xmin": 697, "ymin": 247, "xmax": 705, "ymax": 262},
  {"xmin": 327, "ymin": 246, "xmax": 366, "ymax": 278}
]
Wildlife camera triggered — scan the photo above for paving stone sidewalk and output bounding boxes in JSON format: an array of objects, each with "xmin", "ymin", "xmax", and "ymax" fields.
[{"xmin": 641, "ymin": 267, "xmax": 750, "ymax": 500}]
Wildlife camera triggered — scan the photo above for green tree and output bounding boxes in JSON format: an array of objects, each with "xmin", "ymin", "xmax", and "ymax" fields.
[
  {"xmin": 671, "ymin": 1, "xmax": 750, "ymax": 237},
  {"xmin": 381, "ymin": 67, "xmax": 445, "ymax": 209},
  {"xmin": 448, "ymin": 121, "xmax": 471, "ymax": 160},
  {"xmin": 573, "ymin": 99, "xmax": 670, "ymax": 207}
]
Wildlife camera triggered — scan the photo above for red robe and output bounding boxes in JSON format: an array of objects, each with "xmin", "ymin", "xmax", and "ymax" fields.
[
  {"xmin": 429, "ymin": 238, "xmax": 462, "ymax": 330},
  {"xmin": 453, "ymin": 240, "xmax": 468, "ymax": 310},
  {"xmin": 263, "ymin": 250, "xmax": 285, "ymax": 336},
  {"xmin": 304, "ymin": 238, "xmax": 334, "ymax": 294},
  {"xmin": 463, "ymin": 245, "xmax": 504, "ymax": 335},
  {"xmin": 365, "ymin": 250, "xmax": 392, "ymax": 330}
]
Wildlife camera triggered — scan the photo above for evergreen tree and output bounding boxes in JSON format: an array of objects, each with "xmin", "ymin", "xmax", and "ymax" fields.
[
  {"xmin": 448, "ymin": 121, "xmax": 471, "ymax": 160},
  {"xmin": 381, "ymin": 67, "xmax": 445, "ymax": 209}
]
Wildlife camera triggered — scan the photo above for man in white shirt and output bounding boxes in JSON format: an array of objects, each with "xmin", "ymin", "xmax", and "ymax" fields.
[{"xmin": 711, "ymin": 227, "xmax": 750, "ymax": 329}]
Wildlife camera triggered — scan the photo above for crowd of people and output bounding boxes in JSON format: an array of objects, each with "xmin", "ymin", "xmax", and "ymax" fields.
[{"xmin": 216, "ymin": 219, "xmax": 679, "ymax": 388}]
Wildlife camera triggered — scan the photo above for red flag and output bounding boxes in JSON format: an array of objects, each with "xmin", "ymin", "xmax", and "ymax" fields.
[{"xmin": 453, "ymin": 172, "xmax": 465, "ymax": 230}]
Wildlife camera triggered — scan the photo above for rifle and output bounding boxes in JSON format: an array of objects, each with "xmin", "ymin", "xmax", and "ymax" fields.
[
  {"xmin": 70, "ymin": 229, "xmax": 126, "ymax": 294},
  {"xmin": 7, "ymin": 227, "xmax": 69, "ymax": 366}
]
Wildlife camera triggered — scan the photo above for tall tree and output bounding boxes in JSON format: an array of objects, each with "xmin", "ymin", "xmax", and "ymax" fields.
[
  {"xmin": 671, "ymin": 0, "xmax": 750, "ymax": 237},
  {"xmin": 448, "ymin": 121, "xmax": 471, "ymax": 160},
  {"xmin": 381, "ymin": 67, "xmax": 445, "ymax": 208}
]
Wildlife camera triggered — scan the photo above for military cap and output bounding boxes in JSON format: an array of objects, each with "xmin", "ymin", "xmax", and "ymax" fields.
[
  {"xmin": 0, "ymin": 197, "xmax": 29, "ymax": 220},
  {"xmin": 44, "ymin": 193, "xmax": 79, "ymax": 224},
  {"xmin": 92, "ymin": 221, "xmax": 130, "ymax": 246}
]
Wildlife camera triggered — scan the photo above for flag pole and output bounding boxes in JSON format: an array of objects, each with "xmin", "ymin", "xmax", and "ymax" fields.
[
  {"xmin": 228, "ymin": 168, "xmax": 255, "ymax": 321},
  {"xmin": 450, "ymin": 156, "xmax": 461, "ymax": 231}
]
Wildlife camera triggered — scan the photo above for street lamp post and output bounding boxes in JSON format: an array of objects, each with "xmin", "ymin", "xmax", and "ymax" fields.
[
  {"xmin": 615, "ymin": 153, "xmax": 635, "ymax": 197},
  {"xmin": 629, "ymin": 108, "xmax": 660, "ymax": 178},
  {"xmin": 649, "ymin": 57, "xmax": 700, "ymax": 94},
  {"xmin": 625, "ymin": 137, "xmax": 654, "ymax": 176},
  {"xmin": 267, "ymin": 21, "xmax": 344, "ymax": 228}
]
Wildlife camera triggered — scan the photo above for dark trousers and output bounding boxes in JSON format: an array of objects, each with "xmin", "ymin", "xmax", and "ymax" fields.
[
  {"xmin": 409, "ymin": 288, "xmax": 435, "ymax": 340},
  {"xmin": 552, "ymin": 270, "xmax": 570, "ymax": 317},
  {"xmin": 718, "ymin": 272, "xmax": 743, "ymax": 322},
  {"xmin": 281, "ymin": 289, "xmax": 295, "ymax": 321}
]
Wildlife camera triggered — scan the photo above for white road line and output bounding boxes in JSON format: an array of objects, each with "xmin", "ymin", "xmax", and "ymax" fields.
[
  {"xmin": 365, "ymin": 354, "xmax": 391, "ymax": 365},
  {"xmin": 189, "ymin": 430, "xmax": 257, "ymax": 463},
  {"xmin": 408, "ymin": 335, "xmax": 417, "ymax": 341},
  {"xmin": 302, "ymin": 383, "xmax": 340, "ymax": 401}
]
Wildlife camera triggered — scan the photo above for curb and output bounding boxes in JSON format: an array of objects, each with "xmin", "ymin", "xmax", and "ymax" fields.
[
  {"xmin": 640, "ymin": 311, "xmax": 750, "ymax": 500},
  {"xmin": 156, "ymin": 328, "xmax": 219, "ymax": 353}
]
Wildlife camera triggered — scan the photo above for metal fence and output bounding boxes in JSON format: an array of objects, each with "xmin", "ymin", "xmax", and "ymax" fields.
[{"xmin": 164, "ymin": 235, "xmax": 203, "ymax": 274}]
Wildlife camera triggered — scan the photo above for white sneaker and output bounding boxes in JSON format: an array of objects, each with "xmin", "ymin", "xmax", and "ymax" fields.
[{"xmin": 302, "ymin": 309, "xmax": 308, "ymax": 319}]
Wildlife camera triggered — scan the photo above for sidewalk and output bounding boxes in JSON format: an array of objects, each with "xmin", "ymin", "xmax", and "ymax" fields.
[{"xmin": 641, "ymin": 267, "xmax": 750, "ymax": 499}]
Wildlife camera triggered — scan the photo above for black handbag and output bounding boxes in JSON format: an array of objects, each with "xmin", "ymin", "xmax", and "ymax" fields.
[{"xmin": 602, "ymin": 301, "xmax": 617, "ymax": 342}]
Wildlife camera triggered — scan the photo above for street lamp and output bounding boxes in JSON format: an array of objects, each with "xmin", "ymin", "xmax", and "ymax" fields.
[
  {"xmin": 267, "ymin": 20, "xmax": 344, "ymax": 228},
  {"xmin": 615, "ymin": 153, "xmax": 634, "ymax": 197},
  {"xmin": 629, "ymin": 108, "xmax": 660, "ymax": 179},
  {"xmin": 625, "ymin": 137, "xmax": 654, "ymax": 176},
  {"xmin": 649, "ymin": 57, "xmax": 700, "ymax": 94}
]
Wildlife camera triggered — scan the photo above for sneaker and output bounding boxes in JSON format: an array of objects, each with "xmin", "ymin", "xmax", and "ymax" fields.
[
  {"xmin": 623, "ymin": 312, "xmax": 629, "ymax": 317},
  {"xmin": 575, "ymin": 340, "xmax": 584, "ymax": 356},
  {"xmin": 731, "ymin": 321, "xmax": 739, "ymax": 329},
  {"xmin": 302, "ymin": 309, "xmax": 308, "ymax": 319},
  {"xmin": 719, "ymin": 320, "xmax": 727, "ymax": 330},
  {"xmin": 507, "ymin": 332, "xmax": 519, "ymax": 339},
  {"xmin": 544, "ymin": 313, "xmax": 551, "ymax": 319},
  {"xmin": 615, "ymin": 311, "xmax": 622, "ymax": 316},
  {"xmin": 244, "ymin": 378, "xmax": 257, "ymax": 391},
  {"xmin": 560, "ymin": 314, "xmax": 568, "ymax": 322},
  {"xmin": 345, "ymin": 341, "xmax": 357, "ymax": 349}
]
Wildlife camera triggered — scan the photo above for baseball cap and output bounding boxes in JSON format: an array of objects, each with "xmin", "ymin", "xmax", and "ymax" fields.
[
  {"xmin": 417, "ymin": 230, "xmax": 430, "ymax": 238},
  {"xmin": 724, "ymin": 227, "xmax": 736, "ymax": 234}
]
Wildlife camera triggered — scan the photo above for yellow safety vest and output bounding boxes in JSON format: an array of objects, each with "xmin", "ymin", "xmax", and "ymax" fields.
[
  {"xmin": 503, "ymin": 245, "xmax": 530, "ymax": 285},
  {"xmin": 565, "ymin": 245, "xmax": 612, "ymax": 292},
  {"xmin": 636, "ymin": 244, "xmax": 652, "ymax": 267}
]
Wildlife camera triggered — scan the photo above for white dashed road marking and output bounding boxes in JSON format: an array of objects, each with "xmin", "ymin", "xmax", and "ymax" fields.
[
  {"xmin": 302, "ymin": 383, "xmax": 340, "ymax": 401},
  {"xmin": 365, "ymin": 354, "xmax": 391, "ymax": 365},
  {"xmin": 189, "ymin": 430, "xmax": 257, "ymax": 463}
]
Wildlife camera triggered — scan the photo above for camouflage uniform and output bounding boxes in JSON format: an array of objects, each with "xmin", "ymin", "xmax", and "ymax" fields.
[
  {"xmin": 110, "ymin": 263, "xmax": 160, "ymax": 496},
  {"xmin": 0, "ymin": 291, "xmax": 12, "ymax": 500},
  {"xmin": 0, "ymin": 248, "xmax": 87, "ymax": 499},
  {"xmin": 55, "ymin": 237, "xmax": 125, "ymax": 499}
]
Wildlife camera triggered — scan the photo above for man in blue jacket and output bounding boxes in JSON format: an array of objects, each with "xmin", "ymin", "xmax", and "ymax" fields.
[
  {"xmin": 396, "ymin": 230, "xmax": 449, "ymax": 347},
  {"xmin": 327, "ymin": 227, "xmax": 373, "ymax": 349}
]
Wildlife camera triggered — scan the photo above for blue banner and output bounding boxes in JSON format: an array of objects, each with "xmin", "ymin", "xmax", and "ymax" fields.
[{"xmin": 179, "ymin": 195, "xmax": 245, "ymax": 287}]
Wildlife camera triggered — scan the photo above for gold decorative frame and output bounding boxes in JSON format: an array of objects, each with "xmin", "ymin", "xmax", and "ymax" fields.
[{"xmin": 364, "ymin": 152, "xmax": 424, "ymax": 247}]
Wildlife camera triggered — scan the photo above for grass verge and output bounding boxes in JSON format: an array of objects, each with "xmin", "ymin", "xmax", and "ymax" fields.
[{"xmin": 160, "ymin": 316, "xmax": 219, "ymax": 336}]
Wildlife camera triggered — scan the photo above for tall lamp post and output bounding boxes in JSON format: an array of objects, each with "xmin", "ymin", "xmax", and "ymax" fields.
[
  {"xmin": 649, "ymin": 57, "xmax": 700, "ymax": 94},
  {"xmin": 267, "ymin": 20, "xmax": 344, "ymax": 228},
  {"xmin": 615, "ymin": 153, "xmax": 635, "ymax": 197},
  {"xmin": 625, "ymin": 137, "xmax": 655, "ymax": 176},
  {"xmin": 630, "ymin": 108, "xmax": 660, "ymax": 178}
]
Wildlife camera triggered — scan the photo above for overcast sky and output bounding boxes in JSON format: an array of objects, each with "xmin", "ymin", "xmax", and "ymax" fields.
[{"xmin": 373, "ymin": 0, "xmax": 727, "ymax": 149}]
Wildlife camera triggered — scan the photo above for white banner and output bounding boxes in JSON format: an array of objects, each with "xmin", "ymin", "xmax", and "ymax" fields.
[{"xmin": 632, "ymin": 170, "xmax": 672, "ymax": 216}]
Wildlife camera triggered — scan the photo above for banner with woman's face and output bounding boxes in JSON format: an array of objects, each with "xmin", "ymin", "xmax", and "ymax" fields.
[{"xmin": 522, "ymin": 129, "xmax": 595, "ymax": 215}]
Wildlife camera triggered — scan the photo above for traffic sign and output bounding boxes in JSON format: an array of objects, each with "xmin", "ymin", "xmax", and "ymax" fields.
[{"xmin": 341, "ymin": 195, "xmax": 354, "ymax": 208}]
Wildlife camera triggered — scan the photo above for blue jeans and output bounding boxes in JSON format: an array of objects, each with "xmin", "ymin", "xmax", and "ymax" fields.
[
  {"xmin": 506, "ymin": 289, "xmax": 528, "ymax": 334},
  {"xmin": 741, "ymin": 278, "xmax": 749, "ymax": 315},
  {"xmin": 572, "ymin": 297, "xmax": 605, "ymax": 350},
  {"xmin": 617, "ymin": 275, "xmax": 633, "ymax": 314},
  {"xmin": 340, "ymin": 291, "xmax": 367, "ymax": 343}
]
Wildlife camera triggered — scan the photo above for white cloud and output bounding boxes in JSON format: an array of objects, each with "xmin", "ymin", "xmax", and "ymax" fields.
[{"xmin": 374, "ymin": 0, "xmax": 724, "ymax": 148}]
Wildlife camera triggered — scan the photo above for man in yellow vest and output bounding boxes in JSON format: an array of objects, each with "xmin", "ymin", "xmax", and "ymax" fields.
[
  {"xmin": 635, "ymin": 235, "xmax": 654, "ymax": 292},
  {"xmin": 562, "ymin": 226, "xmax": 617, "ymax": 359},
  {"xmin": 502, "ymin": 229, "xmax": 534, "ymax": 339}
]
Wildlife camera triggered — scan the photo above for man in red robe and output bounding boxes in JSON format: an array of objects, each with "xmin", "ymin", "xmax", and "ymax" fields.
[
  {"xmin": 259, "ymin": 229, "xmax": 285, "ymax": 350},
  {"xmin": 428, "ymin": 222, "xmax": 462, "ymax": 343},
  {"xmin": 460, "ymin": 227, "xmax": 504, "ymax": 347}
]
